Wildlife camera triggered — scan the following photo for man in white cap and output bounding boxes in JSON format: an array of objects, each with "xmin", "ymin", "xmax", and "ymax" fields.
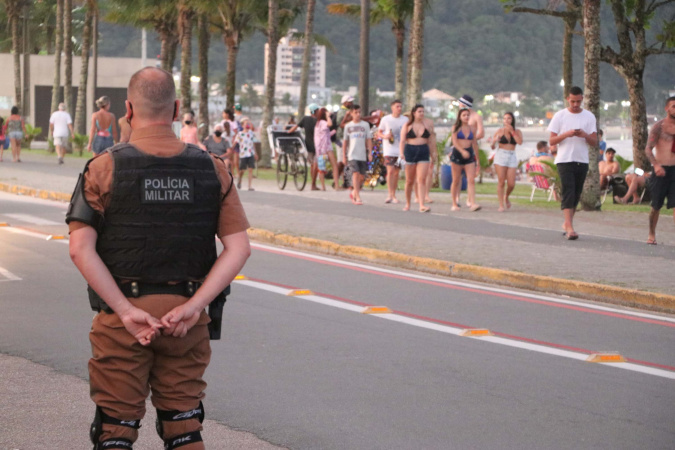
[{"xmin": 458, "ymin": 94, "xmax": 484, "ymax": 141}]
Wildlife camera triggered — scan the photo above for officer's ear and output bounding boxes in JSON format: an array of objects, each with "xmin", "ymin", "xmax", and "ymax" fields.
[
  {"xmin": 125, "ymin": 100, "xmax": 133, "ymax": 124},
  {"xmin": 173, "ymin": 100, "xmax": 180, "ymax": 122}
]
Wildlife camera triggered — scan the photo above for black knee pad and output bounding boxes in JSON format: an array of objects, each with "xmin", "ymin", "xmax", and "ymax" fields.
[
  {"xmin": 164, "ymin": 430, "xmax": 204, "ymax": 449},
  {"xmin": 155, "ymin": 401, "xmax": 205, "ymax": 444},
  {"xmin": 90, "ymin": 406, "xmax": 141, "ymax": 450}
]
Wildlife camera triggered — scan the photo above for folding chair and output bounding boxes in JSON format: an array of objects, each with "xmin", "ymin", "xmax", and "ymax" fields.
[{"xmin": 526, "ymin": 163, "xmax": 555, "ymax": 202}]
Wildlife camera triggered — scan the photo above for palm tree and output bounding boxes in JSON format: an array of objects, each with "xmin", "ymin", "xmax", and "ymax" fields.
[
  {"xmin": 215, "ymin": 0, "xmax": 267, "ymax": 108},
  {"xmin": 297, "ymin": 0, "xmax": 316, "ymax": 116},
  {"xmin": 197, "ymin": 13, "xmax": 210, "ymax": 141},
  {"xmin": 2, "ymin": 0, "xmax": 23, "ymax": 108},
  {"xmin": 327, "ymin": 0, "xmax": 422, "ymax": 102},
  {"xmin": 50, "ymin": 0, "xmax": 64, "ymax": 119},
  {"xmin": 406, "ymin": 0, "xmax": 425, "ymax": 107},
  {"xmin": 63, "ymin": 0, "xmax": 73, "ymax": 115},
  {"xmin": 106, "ymin": 0, "xmax": 179, "ymax": 72},
  {"xmin": 260, "ymin": 0, "xmax": 279, "ymax": 168},
  {"xmin": 178, "ymin": 0, "xmax": 195, "ymax": 114},
  {"xmin": 358, "ymin": 0, "xmax": 370, "ymax": 112},
  {"xmin": 74, "ymin": 0, "xmax": 95, "ymax": 134}
]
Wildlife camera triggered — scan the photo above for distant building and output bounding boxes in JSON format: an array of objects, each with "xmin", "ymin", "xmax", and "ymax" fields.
[
  {"xmin": 264, "ymin": 29, "xmax": 331, "ymax": 105},
  {"xmin": 422, "ymin": 89, "xmax": 456, "ymax": 118},
  {"xmin": 492, "ymin": 91, "xmax": 523, "ymax": 104}
]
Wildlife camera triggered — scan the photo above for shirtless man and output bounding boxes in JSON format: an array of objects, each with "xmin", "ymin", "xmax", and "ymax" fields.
[
  {"xmin": 644, "ymin": 96, "xmax": 675, "ymax": 245},
  {"xmin": 458, "ymin": 94, "xmax": 484, "ymax": 140},
  {"xmin": 598, "ymin": 147, "xmax": 620, "ymax": 189}
]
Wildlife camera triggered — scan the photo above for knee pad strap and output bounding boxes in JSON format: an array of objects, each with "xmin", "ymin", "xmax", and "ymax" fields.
[
  {"xmin": 91, "ymin": 406, "xmax": 141, "ymax": 449},
  {"xmin": 164, "ymin": 431, "xmax": 203, "ymax": 449},
  {"xmin": 96, "ymin": 438, "xmax": 133, "ymax": 449},
  {"xmin": 155, "ymin": 401, "xmax": 205, "ymax": 439}
]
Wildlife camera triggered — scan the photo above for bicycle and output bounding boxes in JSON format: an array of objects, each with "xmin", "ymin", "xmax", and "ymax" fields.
[{"xmin": 267, "ymin": 127, "xmax": 308, "ymax": 191}]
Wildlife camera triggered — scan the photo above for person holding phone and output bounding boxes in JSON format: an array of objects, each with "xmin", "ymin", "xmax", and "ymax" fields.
[{"xmin": 548, "ymin": 86, "xmax": 598, "ymax": 240}]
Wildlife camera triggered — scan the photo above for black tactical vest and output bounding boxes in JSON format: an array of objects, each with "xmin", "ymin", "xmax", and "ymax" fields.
[{"xmin": 96, "ymin": 144, "xmax": 222, "ymax": 283}]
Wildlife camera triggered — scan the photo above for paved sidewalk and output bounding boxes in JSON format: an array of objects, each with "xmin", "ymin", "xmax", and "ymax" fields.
[
  {"xmin": 0, "ymin": 354, "xmax": 284, "ymax": 449},
  {"xmin": 1, "ymin": 151, "xmax": 673, "ymax": 297}
]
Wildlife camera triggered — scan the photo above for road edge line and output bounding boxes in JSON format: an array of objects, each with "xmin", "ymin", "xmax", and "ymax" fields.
[
  {"xmin": 247, "ymin": 228, "xmax": 675, "ymax": 314},
  {"xmin": 0, "ymin": 182, "xmax": 71, "ymax": 202}
]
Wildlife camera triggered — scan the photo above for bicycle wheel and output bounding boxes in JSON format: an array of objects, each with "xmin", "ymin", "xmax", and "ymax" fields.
[
  {"xmin": 294, "ymin": 153, "xmax": 308, "ymax": 191},
  {"xmin": 276, "ymin": 153, "xmax": 288, "ymax": 190}
]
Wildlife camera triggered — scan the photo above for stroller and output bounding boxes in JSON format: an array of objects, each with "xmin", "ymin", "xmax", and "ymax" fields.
[{"xmin": 267, "ymin": 125, "xmax": 309, "ymax": 191}]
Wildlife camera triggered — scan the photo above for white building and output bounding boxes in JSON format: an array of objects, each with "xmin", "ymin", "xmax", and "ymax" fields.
[{"xmin": 264, "ymin": 29, "xmax": 330, "ymax": 105}]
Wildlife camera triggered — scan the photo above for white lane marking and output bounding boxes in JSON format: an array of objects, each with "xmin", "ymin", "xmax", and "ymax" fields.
[
  {"xmin": 0, "ymin": 266, "xmax": 22, "ymax": 281},
  {"xmin": 0, "ymin": 226, "xmax": 69, "ymax": 244},
  {"xmin": 251, "ymin": 242, "xmax": 675, "ymax": 324},
  {"xmin": 235, "ymin": 279, "xmax": 675, "ymax": 381},
  {"xmin": 4, "ymin": 213, "xmax": 62, "ymax": 225}
]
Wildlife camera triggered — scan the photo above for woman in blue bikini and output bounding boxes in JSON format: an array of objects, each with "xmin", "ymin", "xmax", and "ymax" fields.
[{"xmin": 450, "ymin": 108, "xmax": 480, "ymax": 211}]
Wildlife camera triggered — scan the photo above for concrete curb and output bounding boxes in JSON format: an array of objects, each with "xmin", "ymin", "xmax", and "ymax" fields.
[
  {"xmin": 1, "ymin": 183, "xmax": 672, "ymax": 314},
  {"xmin": 247, "ymin": 228, "xmax": 675, "ymax": 314},
  {"xmin": 0, "ymin": 182, "xmax": 72, "ymax": 202}
]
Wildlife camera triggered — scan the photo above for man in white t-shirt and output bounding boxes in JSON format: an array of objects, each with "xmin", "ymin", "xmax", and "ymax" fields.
[
  {"xmin": 378, "ymin": 99, "xmax": 409, "ymax": 204},
  {"xmin": 49, "ymin": 103, "xmax": 74, "ymax": 165},
  {"xmin": 342, "ymin": 105, "xmax": 373, "ymax": 205},
  {"xmin": 548, "ymin": 86, "xmax": 598, "ymax": 240}
]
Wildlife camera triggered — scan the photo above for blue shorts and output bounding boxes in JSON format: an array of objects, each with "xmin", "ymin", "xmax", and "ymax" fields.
[
  {"xmin": 404, "ymin": 144, "xmax": 430, "ymax": 165},
  {"xmin": 93, "ymin": 135, "xmax": 114, "ymax": 154}
]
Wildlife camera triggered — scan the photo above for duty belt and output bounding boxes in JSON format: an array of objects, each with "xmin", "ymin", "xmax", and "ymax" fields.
[{"xmin": 87, "ymin": 281, "xmax": 201, "ymax": 314}]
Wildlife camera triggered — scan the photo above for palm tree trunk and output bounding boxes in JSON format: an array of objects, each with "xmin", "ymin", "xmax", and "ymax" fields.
[
  {"xmin": 224, "ymin": 34, "xmax": 239, "ymax": 109},
  {"xmin": 92, "ymin": 8, "xmax": 98, "ymax": 98},
  {"xmin": 393, "ymin": 22, "xmax": 405, "ymax": 102},
  {"xmin": 74, "ymin": 1, "xmax": 93, "ymax": 135},
  {"xmin": 405, "ymin": 31, "xmax": 413, "ymax": 107},
  {"xmin": 261, "ymin": 0, "xmax": 279, "ymax": 168},
  {"xmin": 358, "ymin": 0, "xmax": 370, "ymax": 113},
  {"xmin": 627, "ymin": 74, "xmax": 649, "ymax": 170},
  {"xmin": 159, "ymin": 30, "xmax": 172, "ymax": 72},
  {"xmin": 11, "ymin": 6, "xmax": 21, "ymax": 109},
  {"xmin": 49, "ymin": 0, "xmax": 64, "ymax": 151},
  {"xmin": 580, "ymin": 0, "xmax": 600, "ymax": 211},
  {"xmin": 562, "ymin": 16, "xmax": 574, "ymax": 101},
  {"xmin": 197, "ymin": 14, "xmax": 210, "ymax": 141},
  {"xmin": 407, "ymin": 0, "xmax": 425, "ymax": 108},
  {"xmin": 297, "ymin": 0, "xmax": 316, "ymax": 116},
  {"xmin": 64, "ymin": 0, "xmax": 73, "ymax": 116},
  {"xmin": 178, "ymin": 3, "xmax": 194, "ymax": 114}
]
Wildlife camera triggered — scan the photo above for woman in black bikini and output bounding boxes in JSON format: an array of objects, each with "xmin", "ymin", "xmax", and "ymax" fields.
[
  {"xmin": 450, "ymin": 108, "xmax": 480, "ymax": 211},
  {"xmin": 400, "ymin": 104, "xmax": 435, "ymax": 213}
]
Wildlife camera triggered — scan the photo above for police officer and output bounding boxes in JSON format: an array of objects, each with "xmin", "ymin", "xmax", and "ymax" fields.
[{"xmin": 67, "ymin": 67, "xmax": 251, "ymax": 449}]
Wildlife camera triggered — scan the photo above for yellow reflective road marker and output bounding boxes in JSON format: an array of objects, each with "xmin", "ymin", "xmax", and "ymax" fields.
[
  {"xmin": 46, "ymin": 235, "xmax": 66, "ymax": 240},
  {"xmin": 0, "ymin": 222, "xmax": 9, "ymax": 227},
  {"xmin": 287, "ymin": 289, "xmax": 315, "ymax": 296},
  {"xmin": 586, "ymin": 352, "xmax": 627, "ymax": 363},
  {"xmin": 459, "ymin": 328, "xmax": 494, "ymax": 337},
  {"xmin": 361, "ymin": 306, "xmax": 393, "ymax": 314},
  {"xmin": 234, "ymin": 275, "xmax": 248, "ymax": 280}
]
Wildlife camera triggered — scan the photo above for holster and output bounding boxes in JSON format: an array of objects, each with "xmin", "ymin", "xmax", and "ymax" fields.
[{"xmin": 207, "ymin": 285, "xmax": 230, "ymax": 340}]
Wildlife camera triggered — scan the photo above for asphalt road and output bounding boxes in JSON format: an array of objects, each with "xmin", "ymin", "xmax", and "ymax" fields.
[{"xmin": 1, "ymin": 192, "xmax": 674, "ymax": 449}]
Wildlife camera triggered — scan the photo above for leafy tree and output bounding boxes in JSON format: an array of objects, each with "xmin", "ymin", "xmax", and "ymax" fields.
[
  {"xmin": 599, "ymin": 0, "xmax": 675, "ymax": 170},
  {"xmin": 501, "ymin": 0, "xmax": 582, "ymax": 102},
  {"xmin": 580, "ymin": 0, "xmax": 601, "ymax": 210}
]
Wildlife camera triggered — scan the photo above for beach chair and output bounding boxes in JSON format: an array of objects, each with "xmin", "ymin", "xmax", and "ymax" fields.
[{"xmin": 526, "ymin": 163, "xmax": 555, "ymax": 202}]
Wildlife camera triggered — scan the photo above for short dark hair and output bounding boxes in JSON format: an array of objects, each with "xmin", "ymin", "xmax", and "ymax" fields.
[
  {"xmin": 352, "ymin": 104, "xmax": 361, "ymax": 111},
  {"xmin": 598, "ymin": 129, "xmax": 603, "ymax": 136},
  {"xmin": 536, "ymin": 141, "xmax": 548, "ymax": 150},
  {"xmin": 11, "ymin": 106, "xmax": 19, "ymax": 115},
  {"xmin": 391, "ymin": 99, "xmax": 402, "ymax": 106},
  {"xmin": 605, "ymin": 147, "xmax": 616, "ymax": 154},
  {"xmin": 666, "ymin": 96, "xmax": 675, "ymax": 106},
  {"xmin": 568, "ymin": 86, "xmax": 583, "ymax": 96}
]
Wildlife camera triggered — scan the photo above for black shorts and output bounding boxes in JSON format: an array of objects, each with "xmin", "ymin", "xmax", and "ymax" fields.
[
  {"xmin": 557, "ymin": 162, "xmax": 588, "ymax": 210},
  {"xmin": 239, "ymin": 155, "xmax": 256, "ymax": 170},
  {"xmin": 404, "ymin": 144, "xmax": 430, "ymax": 164},
  {"xmin": 348, "ymin": 160, "xmax": 368, "ymax": 176},
  {"xmin": 450, "ymin": 147, "xmax": 476, "ymax": 165},
  {"xmin": 649, "ymin": 165, "xmax": 675, "ymax": 210}
]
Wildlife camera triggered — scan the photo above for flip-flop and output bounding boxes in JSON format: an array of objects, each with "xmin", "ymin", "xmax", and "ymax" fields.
[
  {"xmin": 349, "ymin": 191, "xmax": 354, "ymax": 200},
  {"xmin": 470, "ymin": 204, "xmax": 481, "ymax": 212},
  {"xmin": 563, "ymin": 232, "xmax": 579, "ymax": 240},
  {"xmin": 352, "ymin": 199, "xmax": 363, "ymax": 205},
  {"xmin": 646, "ymin": 239, "xmax": 657, "ymax": 245},
  {"xmin": 419, "ymin": 207, "xmax": 431, "ymax": 213},
  {"xmin": 384, "ymin": 198, "xmax": 392, "ymax": 204}
]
